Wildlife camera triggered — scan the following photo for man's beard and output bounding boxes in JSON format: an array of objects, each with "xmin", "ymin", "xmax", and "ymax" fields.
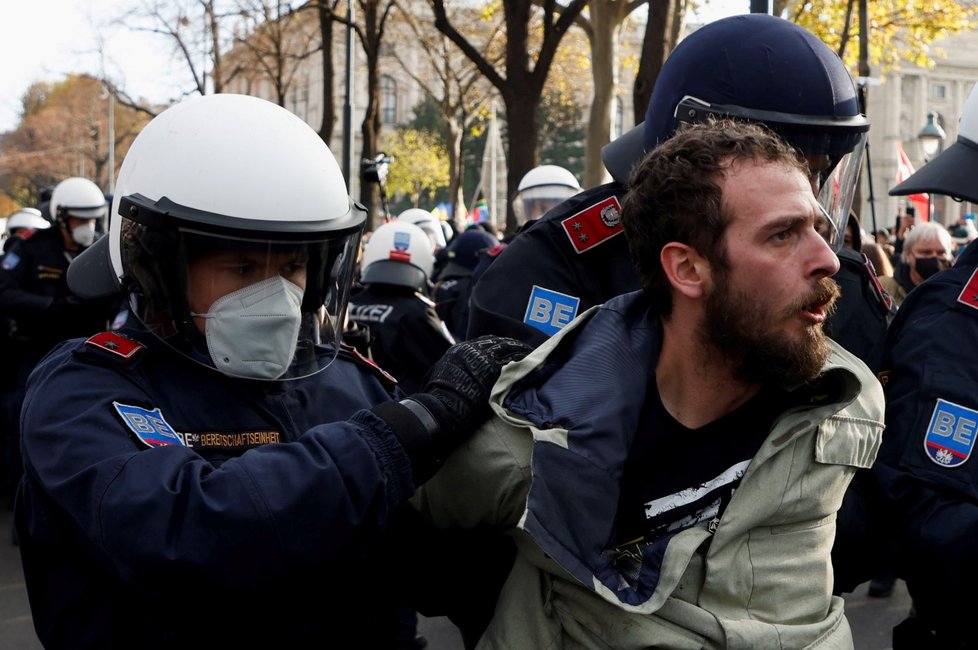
[{"xmin": 698, "ymin": 272, "xmax": 840, "ymax": 385}]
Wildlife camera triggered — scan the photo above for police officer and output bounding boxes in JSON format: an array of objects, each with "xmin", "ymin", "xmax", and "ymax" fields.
[
  {"xmin": 14, "ymin": 94, "xmax": 529, "ymax": 648},
  {"xmin": 2, "ymin": 207, "xmax": 50, "ymax": 252},
  {"xmin": 465, "ymin": 14, "xmax": 893, "ymax": 594},
  {"xmin": 872, "ymin": 82, "xmax": 978, "ymax": 650},
  {"xmin": 0, "ymin": 178, "xmax": 118, "ymax": 509},
  {"xmin": 434, "ymin": 228, "xmax": 499, "ymax": 341},
  {"xmin": 349, "ymin": 220, "xmax": 455, "ymax": 393},
  {"xmin": 511, "ymin": 164, "xmax": 582, "ymax": 233},
  {"xmin": 470, "ymin": 165, "xmax": 583, "ymax": 287}
]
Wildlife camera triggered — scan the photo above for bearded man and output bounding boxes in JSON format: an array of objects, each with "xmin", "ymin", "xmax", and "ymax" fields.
[{"xmin": 410, "ymin": 119, "xmax": 885, "ymax": 649}]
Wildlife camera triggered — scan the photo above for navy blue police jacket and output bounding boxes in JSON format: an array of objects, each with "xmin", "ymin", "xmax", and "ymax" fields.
[
  {"xmin": 349, "ymin": 283, "xmax": 453, "ymax": 394},
  {"xmin": 871, "ymin": 239, "xmax": 978, "ymax": 639},
  {"xmin": 14, "ymin": 324, "xmax": 421, "ymax": 649}
]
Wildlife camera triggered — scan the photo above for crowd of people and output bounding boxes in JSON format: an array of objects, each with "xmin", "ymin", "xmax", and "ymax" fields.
[{"xmin": 1, "ymin": 11, "xmax": 977, "ymax": 650}]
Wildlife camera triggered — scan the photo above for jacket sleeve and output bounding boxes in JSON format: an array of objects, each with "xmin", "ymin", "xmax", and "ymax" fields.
[
  {"xmin": 412, "ymin": 416, "xmax": 533, "ymax": 530},
  {"xmin": 18, "ymin": 348, "xmax": 416, "ymax": 590},
  {"xmin": 466, "ymin": 224, "xmax": 574, "ymax": 346}
]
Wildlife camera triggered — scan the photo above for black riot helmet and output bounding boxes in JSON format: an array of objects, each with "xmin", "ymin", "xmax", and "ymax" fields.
[{"xmin": 602, "ymin": 14, "xmax": 870, "ymax": 252}]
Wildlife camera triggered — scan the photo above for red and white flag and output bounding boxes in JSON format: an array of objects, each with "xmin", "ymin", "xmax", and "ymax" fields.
[{"xmin": 896, "ymin": 143, "xmax": 930, "ymax": 221}]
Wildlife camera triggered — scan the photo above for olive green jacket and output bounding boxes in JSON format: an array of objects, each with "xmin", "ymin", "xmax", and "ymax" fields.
[{"xmin": 415, "ymin": 294, "xmax": 885, "ymax": 649}]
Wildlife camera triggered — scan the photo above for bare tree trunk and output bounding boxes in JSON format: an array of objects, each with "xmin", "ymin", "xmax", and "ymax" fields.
[
  {"xmin": 504, "ymin": 92, "xmax": 540, "ymax": 234},
  {"xmin": 316, "ymin": 1, "xmax": 338, "ymax": 144},
  {"xmin": 583, "ymin": 1, "xmax": 628, "ymax": 188},
  {"xmin": 633, "ymin": 0, "xmax": 677, "ymax": 125},
  {"xmin": 445, "ymin": 117, "xmax": 467, "ymax": 230}
]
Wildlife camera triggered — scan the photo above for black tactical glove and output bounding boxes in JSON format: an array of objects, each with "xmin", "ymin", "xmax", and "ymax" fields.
[{"xmin": 372, "ymin": 335, "xmax": 533, "ymax": 484}]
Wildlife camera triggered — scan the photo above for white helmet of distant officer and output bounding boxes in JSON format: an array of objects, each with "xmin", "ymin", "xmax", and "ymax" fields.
[
  {"xmin": 5, "ymin": 207, "xmax": 50, "ymax": 237},
  {"xmin": 397, "ymin": 208, "xmax": 448, "ymax": 251},
  {"xmin": 513, "ymin": 165, "xmax": 581, "ymax": 226},
  {"xmin": 66, "ymin": 94, "xmax": 366, "ymax": 381},
  {"xmin": 360, "ymin": 221, "xmax": 435, "ymax": 293},
  {"xmin": 49, "ymin": 177, "xmax": 106, "ymax": 249}
]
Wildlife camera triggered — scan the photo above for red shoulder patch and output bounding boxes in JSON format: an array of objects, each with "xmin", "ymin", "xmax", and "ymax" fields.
[
  {"xmin": 957, "ymin": 268, "xmax": 978, "ymax": 311},
  {"xmin": 339, "ymin": 342, "xmax": 398, "ymax": 388},
  {"xmin": 84, "ymin": 331, "xmax": 145, "ymax": 360},
  {"xmin": 560, "ymin": 196, "xmax": 624, "ymax": 253},
  {"xmin": 487, "ymin": 243, "xmax": 507, "ymax": 258}
]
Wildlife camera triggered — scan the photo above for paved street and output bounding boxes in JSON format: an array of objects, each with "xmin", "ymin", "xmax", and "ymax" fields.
[{"xmin": 0, "ymin": 503, "xmax": 910, "ymax": 649}]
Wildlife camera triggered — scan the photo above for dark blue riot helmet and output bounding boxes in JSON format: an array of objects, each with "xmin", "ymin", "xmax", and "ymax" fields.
[{"xmin": 602, "ymin": 14, "xmax": 870, "ymax": 252}]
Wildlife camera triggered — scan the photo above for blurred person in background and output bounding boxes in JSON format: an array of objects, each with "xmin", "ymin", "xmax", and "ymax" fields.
[
  {"xmin": 433, "ymin": 229, "xmax": 498, "ymax": 342},
  {"xmin": 349, "ymin": 220, "xmax": 455, "ymax": 393},
  {"xmin": 0, "ymin": 178, "xmax": 118, "ymax": 516},
  {"xmin": 2, "ymin": 208, "xmax": 50, "ymax": 253},
  {"xmin": 879, "ymin": 221, "xmax": 953, "ymax": 307},
  {"xmin": 861, "ymin": 242, "xmax": 895, "ymax": 278}
]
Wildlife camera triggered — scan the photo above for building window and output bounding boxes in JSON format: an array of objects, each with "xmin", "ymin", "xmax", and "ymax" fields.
[
  {"xmin": 381, "ymin": 75, "xmax": 397, "ymax": 125},
  {"xmin": 932, "ymin": 83, "xmax": 947, "ymax": 100}
]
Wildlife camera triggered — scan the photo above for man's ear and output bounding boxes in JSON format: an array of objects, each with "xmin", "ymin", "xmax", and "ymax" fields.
[{"xmin": 660, "ymin": 242, "xmax": 709, "ymax": 299}]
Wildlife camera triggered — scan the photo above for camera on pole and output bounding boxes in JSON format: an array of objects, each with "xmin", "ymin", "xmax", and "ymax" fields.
[{"xmin": 361, "ymin": 152, "xmax": 395, "ymax": 220}]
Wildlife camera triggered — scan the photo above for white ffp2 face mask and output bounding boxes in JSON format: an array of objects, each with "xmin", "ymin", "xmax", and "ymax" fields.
[
  {"xmin": 191, "ymin": 275, "xmax": 304, "ymax": 380},
  {"xmin": 71, "ymin": 220, "xmax": 97, "ymax": 248}
]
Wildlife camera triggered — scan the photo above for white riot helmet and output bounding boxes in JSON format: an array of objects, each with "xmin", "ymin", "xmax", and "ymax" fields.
[
  {"xmin": 513, "ymin": 165, "xmax": 581, "ymax": 226},
  {"xmin": 360, "ymin": 221, "xmax": 435, "ymax": 291},
  {"xmin": 50, "ymin": 177, "xmax": 107, "ymax": 248},
  {"xmin": 67, "ymin": 94, "xmax": 366, "ymax": 381},
  {"xmin": 396, "ymin": 208, "xmax": 447, "ymax": 250},
  {"xmin": 5, "ymin": 207, "xmax": 50, "ymax": 236}
]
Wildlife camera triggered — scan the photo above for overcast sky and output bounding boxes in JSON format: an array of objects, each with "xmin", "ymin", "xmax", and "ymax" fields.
[{"xmin": 0, "ymin": 0, "xmax": 189, "ymax": 133}]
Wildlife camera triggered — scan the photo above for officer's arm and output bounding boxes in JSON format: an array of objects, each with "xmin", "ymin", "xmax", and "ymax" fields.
[
  {"xmin": 871, "ymin": 283, "xmax": 978, "ymax": 615},
  {"xmin": 466, "ymin": 224, "xmax": 579, "ymax": 346}
]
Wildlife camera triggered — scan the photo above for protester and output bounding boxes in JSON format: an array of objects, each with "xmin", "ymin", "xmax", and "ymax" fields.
[
  {"xmin": 873, "ymin": 81, "xmax": 978, "ymax": 649},
  {"xmin": 464, "ymin": 15, "xmax": 892, "ymax": 597},
  {"xmin": 14, "ymin": 93, "xmax": 529, "ymax": 648},
  {"xmin": 414, "ymin": 119, "xmax": 885, "ymax": 648}
]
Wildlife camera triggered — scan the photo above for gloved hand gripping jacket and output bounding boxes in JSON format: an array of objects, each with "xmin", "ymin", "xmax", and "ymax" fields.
[{"xmin": 372, "ymin": 335, "xmax": 533, "ymax": 484}]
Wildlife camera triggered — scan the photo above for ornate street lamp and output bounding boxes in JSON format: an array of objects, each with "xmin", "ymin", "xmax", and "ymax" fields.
[{"xmin": 917, "ymin": 111, "xmax": 947, "ymax": 221}]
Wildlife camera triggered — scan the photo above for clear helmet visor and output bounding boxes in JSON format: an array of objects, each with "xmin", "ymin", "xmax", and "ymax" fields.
[
  {"xmin": 673, "ymin": 96, "xmax": 868, "ymax": 253},
  {"xmin": 119, "ymin": 196, "xmax": 362, "ymax": 381},
  {"xmin": 513, "ymin": 185, "xmax": 580, "ymax": 226},
  {"xmin": 798, "ymin": 131, "xmax": 867, "ymax": 253}
]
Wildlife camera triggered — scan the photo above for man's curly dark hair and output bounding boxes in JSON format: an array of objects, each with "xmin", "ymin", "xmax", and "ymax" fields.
[{"xmin": 621, "ymin": 118, "xmax": 808, "ymax": 316}]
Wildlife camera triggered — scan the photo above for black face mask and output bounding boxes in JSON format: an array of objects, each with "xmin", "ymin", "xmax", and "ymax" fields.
[{"xmin": 914, "ymin": 257, "xmax": 950, "ymax": 280}]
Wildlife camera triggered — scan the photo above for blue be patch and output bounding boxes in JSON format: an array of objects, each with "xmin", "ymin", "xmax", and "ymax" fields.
[
  {"xmin": 924, "ymin": 398, "xmax": 978, "ymax": 467},
  {"xmin": 113, "ymin": 402, "xmax": 185, "ymax": 448},
  {"xmin": 523, "ymin": 285, "xmax": 580, "ymax": 336},
  {"xmin": 1, "ymin": 252, "xmax": 20, "ymax": 270}
]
